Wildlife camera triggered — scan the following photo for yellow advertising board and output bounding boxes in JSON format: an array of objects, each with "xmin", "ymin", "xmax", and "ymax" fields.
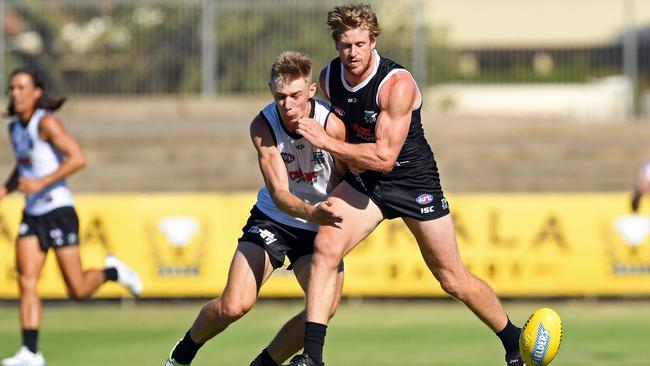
[{"xmin": 1, "ymin": 193, "xmax": 649, "ymax": 299}]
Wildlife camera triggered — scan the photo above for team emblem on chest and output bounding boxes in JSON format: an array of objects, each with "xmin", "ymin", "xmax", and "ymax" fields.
[
  {"xmin": 363, "ymin": 110, "xmax": 377, "ymax": 125},
  {"xmin": 281, "ymin": 152, "xmax": 295, "ymax": 163}
]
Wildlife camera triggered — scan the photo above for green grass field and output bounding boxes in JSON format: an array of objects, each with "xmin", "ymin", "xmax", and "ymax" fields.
[{"xmin": 0, "ymin": 299, "xmax": 648, "ymax": 365}]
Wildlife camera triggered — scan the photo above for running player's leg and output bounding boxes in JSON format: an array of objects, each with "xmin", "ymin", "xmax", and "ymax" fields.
[
  {"xmin": 168, "ymin": 242, "xmax": 274, "ymax": 365},
  {"xmin": 256, "ymin": 254, "xmax": 344, "ymax": 365},
  {"xmin": 4, "ymin": 235, "xmax": 47, "ymax": 364},
  {"xmin": 251, "ymin": 254, "xmax": 310, "ymax": 366},
  {"xmin": 54, "ymin": 246, "xmax": 107, "ymax": 300},
  {"xmin": 16, "ymin": 236, "xmax": 46, "ymax": 335},
  {"xmin": 403, "ymin": 214, "xmax": 522, "ymax": 363},
  {"xmin": 51, "ymin": 206, "xmax": 138, "ymax": 299},
  {"xmin": 295, "ymin": 181, "xmax": 382, "ymax": 365},
  {"xmin": 294, "ymin": 253, "xmax": 344, "ymax": 325},
  {"xmin": 193, "ymin": 241, "xmax": 275, "ymax": 339},
  {"xmin": 308, "ymin": 182, "xmax": 381, "ymax": 323},
  {"xmin": 251, "ymin": 311, "xmax": 306, "ymax": 366}
]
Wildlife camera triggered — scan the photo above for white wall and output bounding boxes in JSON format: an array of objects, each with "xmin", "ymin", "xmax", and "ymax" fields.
[
  {"xmin": 415, "ymin": 0, "xmax": 650, "ymax": 47},
  {"xmin": 427, "ymin": 76, "xmax": 633, "ymax": 123}
]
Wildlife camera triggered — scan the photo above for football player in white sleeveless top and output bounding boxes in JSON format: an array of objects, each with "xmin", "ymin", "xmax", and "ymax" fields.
[
  {"xmin": 0, "ymin": 68, "xmax": 142, "ymax": 366},
  {"xmin": 165, "ymin": 52, "xmax": 347, "ymax": 366}
]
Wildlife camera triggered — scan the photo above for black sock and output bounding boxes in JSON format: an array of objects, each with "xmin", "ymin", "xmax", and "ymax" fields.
[
  {"xmin": 304, "ymin": 322, "xmax": 327, "ymax": 364},
  {"xmin": 171, "ymin": 330, "xmax": 204, "ymax": 364},
  {"xmin": 22, "ymin": 329, "xmax": 38, "ymax": 353},
  {"xmin": 250, "ymin": 348, "xmax": 278, "ymax": 366},
  {"xmin": 496, "ymin": 318, "xmax": 521, "ymax": 356},
  {"xmin": 103, "ymin": 267, "xmax": 118, "ymax": 282}
]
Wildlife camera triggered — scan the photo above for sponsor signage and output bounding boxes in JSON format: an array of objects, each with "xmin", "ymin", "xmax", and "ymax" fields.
[{"xmin": 1, "ymin": 193, "xmax": 649, "ymax": 298}]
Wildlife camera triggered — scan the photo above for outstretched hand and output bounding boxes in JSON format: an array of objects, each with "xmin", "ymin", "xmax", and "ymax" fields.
[
  {"xmin": 297, "ymin": 117, "xmax": 329, "ymax": 149},
  {"xmin": 310, "ymin": 200, "xmax": 343, "ymax": 228}
]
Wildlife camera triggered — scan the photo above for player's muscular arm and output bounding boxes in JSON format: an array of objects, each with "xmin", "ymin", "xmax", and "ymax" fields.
[
  {"xmin": 250, "ymin": 115, "xmax": 341, "ymax": 227},
  {"xmin": 17, "ymin": 115, "xmax": 87, "ymax": 195},
  {"xmin": 299, "ymin": 73, "xmax": 416, "ymax": 173}
]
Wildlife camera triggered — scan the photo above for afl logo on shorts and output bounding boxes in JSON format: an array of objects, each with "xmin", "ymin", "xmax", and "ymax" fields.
[{"xmin": 416, "ymin": 194, "xmax": 434, "ymax": 205}]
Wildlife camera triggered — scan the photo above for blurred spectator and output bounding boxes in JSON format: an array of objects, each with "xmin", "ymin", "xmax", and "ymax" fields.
[{"xmin": 631, "ymin": 161, "xmax": 650, "ymax": 212}]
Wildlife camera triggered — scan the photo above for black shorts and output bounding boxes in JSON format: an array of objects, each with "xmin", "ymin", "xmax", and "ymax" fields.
[
  {"xmin": 343, "ymin": 161, "xmax": 450, "ymax": 221},
  {"xmin": 238, "ymin": 206, "xmax": 317, "ymax": 270},
  {"xmin": 19, "ymin": 206, "xmax": 80, "ymax": 252}
]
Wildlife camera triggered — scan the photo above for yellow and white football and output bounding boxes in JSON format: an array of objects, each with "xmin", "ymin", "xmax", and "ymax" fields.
[{"xmin": 519, "ymin": 308, "xmax": 563, "ymax": 366}]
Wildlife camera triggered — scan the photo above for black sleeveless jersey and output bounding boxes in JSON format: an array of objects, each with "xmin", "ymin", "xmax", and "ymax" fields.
[{"xmin": 325, "ymin": 51, "xmax": 434, "ymax": 169}]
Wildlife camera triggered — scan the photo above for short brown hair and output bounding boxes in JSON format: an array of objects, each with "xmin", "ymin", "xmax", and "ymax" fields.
[
  {"xmin": 269, "ymin": 51, "xmax": 312, "ymax": 88},
  {"xmin": 327, "ymin": 3, "xmax": 381, "ymax": 42}
]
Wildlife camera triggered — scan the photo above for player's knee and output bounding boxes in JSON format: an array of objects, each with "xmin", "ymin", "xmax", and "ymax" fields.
[
  {"xmin": 65, "ymin": 282, "xmax": 90, "ymax": 301},
  {"xmin": 68, "ymin": 288, "xmax": 88, "ymax": 301},
  {"xmin": 436, "ymin": 269, "xmax": 469, "ymax": 300},
  {"xmin": 312, "ymin": 250, "xmax": 342, "ymax": 271},
  {"xmin": 313, "ymin": 236, "xmax": 344, "ymax": 268},
  {"xmin": 17, "ymin": 273, "xmax": 39, "ymax": 293},
  {"xmin": 216, "ymin": 298, "xmax": 253, "ymax": 322}
]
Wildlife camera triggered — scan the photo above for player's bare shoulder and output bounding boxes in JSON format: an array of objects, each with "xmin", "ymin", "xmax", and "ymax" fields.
[
  {"xmin": 249, "ymin": 113, "xmax": 265, "ymax": 137},
  {"xmin": 325, "ymin": 110, "xmax": 345, "ymax": 142},
  {"xmin": 378, "ymin": 70, "xmax": 418, "ymax": 111},
  {"xmin": 249, "ymin": 113, "xmax": 276, "ymax": 151},
  {"xmin": 38, "ymin": 113, "xmax": 65, "ymax": 139}
]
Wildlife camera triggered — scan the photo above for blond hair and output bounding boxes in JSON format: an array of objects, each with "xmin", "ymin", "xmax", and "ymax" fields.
[
  {"xmin": 269, "ymin": 51, "xmax": 312, "ymax": 88},
  {"xmin": 327, "ymin": 3, "xmax": 381, "ymax": 42}
]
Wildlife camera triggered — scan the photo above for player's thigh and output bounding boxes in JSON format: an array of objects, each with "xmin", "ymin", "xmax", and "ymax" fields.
[
  {"xmin": 221, "ymin": 241, "xmax": 275, "ymax": 302},
  {"xmin": 16, "ymin": 235, "xmax": 47, "ymax": 279},
  {"xmin": 403, "ymin": 213, "xmax": 464, "ymax": 272},
  {"xmin": 318, "ymin": 181, "xmax": 384, "ymax": 257},
  {"xmin": 53, "ymin": 245, "xmax": 84, "ymax": 286}
]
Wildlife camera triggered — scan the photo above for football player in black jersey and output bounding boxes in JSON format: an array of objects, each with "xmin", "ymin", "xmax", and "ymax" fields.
[{"xmin": 289, "ymin": 4, "xmax": 525, "ymax": 366}]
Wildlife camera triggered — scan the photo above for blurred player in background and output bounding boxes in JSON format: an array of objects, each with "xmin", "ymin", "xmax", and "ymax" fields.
[
  {"xmin": 0, "ymin": 68, "xmax": 142, "ymax": 366},
  {"xmin": 631, "ymin": 160, "xmax": 650, "ymax": 212},
  {"xmin": 288, "ymin": 4, "xmax": 525, "ymax": 366},
  {"xmin": 164, "ymin": 51, "xmax": 346, "ymax": 366}
]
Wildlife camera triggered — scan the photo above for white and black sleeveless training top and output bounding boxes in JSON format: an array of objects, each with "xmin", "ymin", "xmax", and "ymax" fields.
[
  {"xmin": 9, "ymin": 109, "xmax": 74, "ymax": 216},
  {"xmin": 255, "ymin": 98, "xmax": 339, "ymax": 232}
]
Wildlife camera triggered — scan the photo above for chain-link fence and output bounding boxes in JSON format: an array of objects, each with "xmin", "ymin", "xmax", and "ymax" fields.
[{"xmin": 2, "ymin": 0, "xmax": 648, "ymax": 103}]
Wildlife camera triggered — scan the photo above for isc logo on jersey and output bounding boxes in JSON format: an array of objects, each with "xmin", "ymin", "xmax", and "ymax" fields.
[{"xmin": 519, "ymin": 308, "xmax": 563, "ymax": 366}]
